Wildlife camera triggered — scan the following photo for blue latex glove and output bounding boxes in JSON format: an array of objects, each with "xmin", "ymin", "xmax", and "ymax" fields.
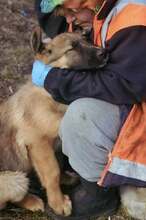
[{"xmin": 32, "ymin": 60, "xmax": 52, "ymax": 87}]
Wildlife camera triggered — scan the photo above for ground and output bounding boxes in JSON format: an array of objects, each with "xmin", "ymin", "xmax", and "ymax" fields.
[
  {"xmin": 0, "ymin": 0, "xmax": 135, "ymax": 219},
  {"xmin": 0, "ymin": 0, "xmax": 35, "ymax": 102}
]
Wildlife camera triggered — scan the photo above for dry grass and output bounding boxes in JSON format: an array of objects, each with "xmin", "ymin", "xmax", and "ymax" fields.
[{"xmin": 0, "ymin": 0, "xmax": 36, "ymax": 101}]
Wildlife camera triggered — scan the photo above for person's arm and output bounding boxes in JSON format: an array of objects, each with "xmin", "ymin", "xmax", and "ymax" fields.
[
  {"xmin": 43, "ymin": 26, "xmax": 146, "ymax": 105},
  {"xmin": 35, "ymin": 0, "xmax": 68, "ymax": 38}
]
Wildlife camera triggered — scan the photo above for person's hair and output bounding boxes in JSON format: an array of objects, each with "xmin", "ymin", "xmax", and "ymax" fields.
[{"xmin": 53, "ymin": 5, "xmax": 66, "ymax": 16}]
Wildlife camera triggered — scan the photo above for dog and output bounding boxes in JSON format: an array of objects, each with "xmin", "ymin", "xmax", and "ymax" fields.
[{"xmin": 0, "ymin": 29, "xmax": 108, "ymax": 216}]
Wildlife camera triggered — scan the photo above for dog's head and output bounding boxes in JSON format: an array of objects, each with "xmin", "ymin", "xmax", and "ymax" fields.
[{"xmin": 31, "ymin": 27, "xmax": 108, "ymax": 70}]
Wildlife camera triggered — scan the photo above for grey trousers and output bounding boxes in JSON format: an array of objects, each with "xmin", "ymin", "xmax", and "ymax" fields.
[{"xmin": 59, "ymin": 98, "xmax": 121, "ymax": 182}]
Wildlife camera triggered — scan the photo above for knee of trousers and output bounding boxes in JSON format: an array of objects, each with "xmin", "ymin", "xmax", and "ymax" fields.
[
  {"xmin": 59, "ymin": 98, "xmax": 121, "ymax": 151},
  {"xmin": 59, "ymin": 99, "xmax": 89, "ymax": 136}
]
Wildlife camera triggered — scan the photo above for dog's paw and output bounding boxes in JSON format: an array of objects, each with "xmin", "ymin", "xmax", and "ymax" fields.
[
  {"xmin": 50, "ymin": 194, "xmax": 72, "ymax": 216},
  {"xmin": 62, "ymin": 195, "xmax": 72, "ymax": 216},
  {"xmin": 16, "ymin": 193, "xmax": 44, "ymax": 212}
]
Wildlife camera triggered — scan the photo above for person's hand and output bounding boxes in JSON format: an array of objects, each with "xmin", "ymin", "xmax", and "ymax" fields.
[{"xmin": 32, "ymin": 60, "xmax": 52, "ymax": 87}]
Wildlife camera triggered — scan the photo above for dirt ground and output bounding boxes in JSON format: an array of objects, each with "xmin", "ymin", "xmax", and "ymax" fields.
[
  {"xmin": 0, "ymin": 0, "xmax": 135, "ymax": 219},
  {"xmin": 0, "ymin": 0, "xmax": 36, "ymax": 102}
]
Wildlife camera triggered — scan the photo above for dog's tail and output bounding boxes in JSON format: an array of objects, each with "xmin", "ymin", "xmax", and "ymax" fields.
[{"xmin": 0, "ymin": 171, "xmax": 29, "ymax": 207}]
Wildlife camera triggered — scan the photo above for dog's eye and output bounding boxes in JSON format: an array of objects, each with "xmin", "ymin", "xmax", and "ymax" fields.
[
  {"xmin": 72, "ymin": 41, "xmax": 80, "ymax": 48},
  {"xmin": 42, "ymin": 49, "xmax": 52, "ymax": 55},
  {"xmin": 47, "ymin": 49, "xmax": 52, "ymax": 54}
]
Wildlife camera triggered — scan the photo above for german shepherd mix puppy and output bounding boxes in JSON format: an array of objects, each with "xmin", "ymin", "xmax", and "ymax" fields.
[{"xmin": 0, "ymin": 29, "xmax": 108, "ymax": 216}]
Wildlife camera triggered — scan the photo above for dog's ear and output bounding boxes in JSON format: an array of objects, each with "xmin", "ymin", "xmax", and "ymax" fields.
[{"xmin": 30, "ymin": 27, "xmax": 42, "ymax": 54}]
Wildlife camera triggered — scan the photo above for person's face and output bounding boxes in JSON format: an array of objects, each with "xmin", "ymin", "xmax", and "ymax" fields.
[
  {"xmin": 62, "ymin": 0, "xmax": 104, "ymax": 35},
  {"xmin": 63, "ymin": 0, "xmax": 104, "ymax": 10}
]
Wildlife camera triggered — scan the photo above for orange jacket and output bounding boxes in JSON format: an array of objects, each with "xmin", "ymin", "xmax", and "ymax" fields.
[{"xmin": 94, "ymin": 0, "xmax": 146, "ymax": 187}]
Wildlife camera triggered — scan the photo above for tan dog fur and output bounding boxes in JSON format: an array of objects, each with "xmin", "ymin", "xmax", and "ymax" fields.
[{"xmin": 0, "ymin": 29, "xmax": 107, "ymax": 216}]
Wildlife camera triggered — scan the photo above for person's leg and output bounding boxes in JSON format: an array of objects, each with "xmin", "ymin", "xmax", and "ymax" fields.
[
  {"xmin": 58, "ymin": 98, "xmax": 121, "ymax": 219},
  {"xmin": 59, "ymin": 98, "xmax": 121, "ymax": 182}
]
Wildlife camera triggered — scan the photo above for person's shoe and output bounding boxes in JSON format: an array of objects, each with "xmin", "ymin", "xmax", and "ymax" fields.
[{"xmin": 47, "ymin": 176, "xmax": 120, "ymax": 220}]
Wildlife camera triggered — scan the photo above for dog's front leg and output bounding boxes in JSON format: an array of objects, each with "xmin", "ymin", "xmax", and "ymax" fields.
[{"xmin": 28, "ymin": 137, "xmax": 72, "ymax": 216}]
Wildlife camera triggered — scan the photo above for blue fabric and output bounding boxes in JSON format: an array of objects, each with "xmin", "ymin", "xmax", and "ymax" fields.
[
  {"xmin": 32, "ymin": 60, "xmax": 52, "ymax": 87},
  {"xmin": 102, "ymin": 172, "xmax": 146, "ymax": 187},
  {"xmin": 59, "ymin": 98, "xmax": 121, "ymax": 182},
  {"xmin": 40, "ymin": 0, "xmax": 55, "ymax": 13},
  {"xmin": 40, "ymin": 0, "xmax": 64, "ymax": 13}
]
